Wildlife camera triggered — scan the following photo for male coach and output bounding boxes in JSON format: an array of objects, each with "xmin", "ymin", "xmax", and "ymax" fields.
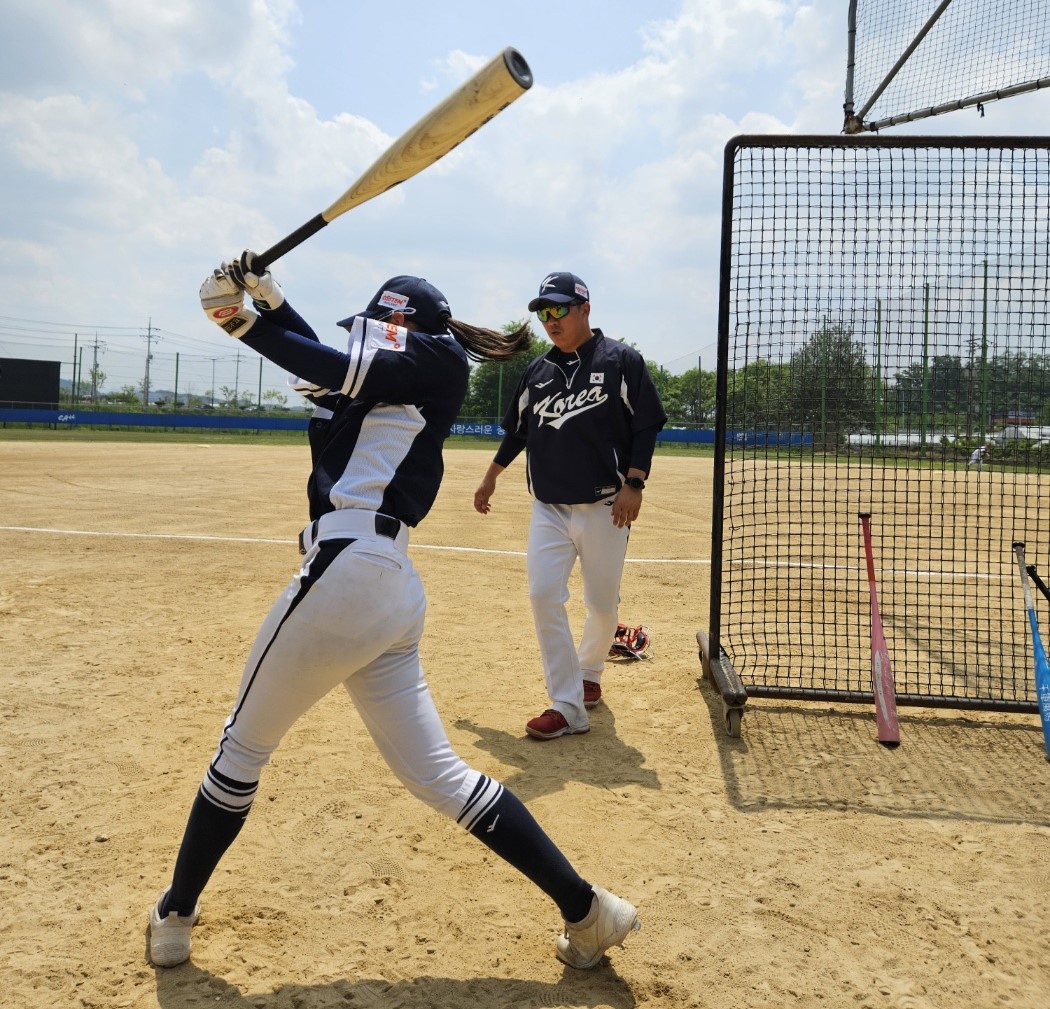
[{"xmin": 473, "ymin": 271, "xmax": 666, "ymax": 739}]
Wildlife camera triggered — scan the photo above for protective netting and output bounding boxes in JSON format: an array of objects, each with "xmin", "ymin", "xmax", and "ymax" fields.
[
  {"xmin": 710, "ymin": 136, "xmax": 1050, "ymax": 713},
  {"xmin": 845, "ymin": 0, "xmax": 1050, "ymax": 132}
]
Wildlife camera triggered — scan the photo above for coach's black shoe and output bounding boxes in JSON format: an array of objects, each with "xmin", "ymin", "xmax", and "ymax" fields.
[{"xmin": 148, "ymin": 888, "xmax": 200, "ymax": 967}]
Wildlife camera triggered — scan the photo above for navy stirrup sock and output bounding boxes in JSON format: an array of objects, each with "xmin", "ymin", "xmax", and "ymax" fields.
[
  {"xmin": 467, "ymin": 788, "xmax": 594, "ymax": 923},
  {"xmin": 161, "ymin": 789, "xmax": 249, "ymax": 917}
]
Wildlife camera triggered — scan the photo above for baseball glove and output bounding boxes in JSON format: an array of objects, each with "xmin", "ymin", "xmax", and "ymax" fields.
[{"xmin": 608, "ymin": 622, "xmax": 654, "ymax": 660}]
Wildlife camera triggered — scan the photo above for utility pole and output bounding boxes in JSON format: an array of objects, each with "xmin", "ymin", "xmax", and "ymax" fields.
[
  {"xmin": 91, "ymin": 333, "xmax": 106, "ymax": 403},
  {"xmin": 698, "ymin": 354, "xmax": 702, "ymax": 426},
  {"xmin": 142, "ymin": 318, "xmax": 159, "ymax": 408}
]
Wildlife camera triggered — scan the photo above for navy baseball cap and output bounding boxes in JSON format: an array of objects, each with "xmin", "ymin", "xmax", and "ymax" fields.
[
  {"xmin": 338, "ymin": 275, "xmax": 451, "ymax": 334},
  {"xmin": 527, "ymin": 272, "xmax": 590, "ymax": 311}
]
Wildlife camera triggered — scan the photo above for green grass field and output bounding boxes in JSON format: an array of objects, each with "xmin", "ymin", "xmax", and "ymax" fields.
[{"xmin": 0, "ymin": 424, "xmax": 712, "ymax": 455}]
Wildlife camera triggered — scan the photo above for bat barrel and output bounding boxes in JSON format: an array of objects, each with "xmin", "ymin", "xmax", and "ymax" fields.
[{"xmin": 250, "ymin": 46, "xmax": 533, "ymax": 272}]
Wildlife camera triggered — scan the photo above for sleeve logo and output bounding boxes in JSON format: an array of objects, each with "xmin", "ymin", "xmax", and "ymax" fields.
[{"xmin": 363, "ymin": 318, "xmax": 407, "ymax": 353}]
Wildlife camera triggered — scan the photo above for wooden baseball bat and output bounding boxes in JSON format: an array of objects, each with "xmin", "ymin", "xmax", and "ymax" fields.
[
  {"xmin": 1014, "ymin": 543, "xmax": 1050, "ymax": 762},
  {"xmin": 253, "ymin": 47, "xmax": 533, "ymax": 272},
  {"xmin": 860, "ymin": 513, "xmax": 901, "ymax": 747}
]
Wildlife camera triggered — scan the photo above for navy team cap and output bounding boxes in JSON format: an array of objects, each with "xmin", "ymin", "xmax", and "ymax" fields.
[
  {"xmin": 527, "ymin": 271, "xmax": 590, "ymax": 311},
  {"xmin": 338, "ymin": 275, "xmax": 451, "ymax": 334}
]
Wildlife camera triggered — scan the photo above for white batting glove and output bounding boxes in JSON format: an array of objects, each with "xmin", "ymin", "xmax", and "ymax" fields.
[
  {"xmin": 227, "ymin": 249, "xmax": 285, "ymax": 311},
  {"xmin": 199, "ymin": 266, "xmax": 259, "ymax": 339}
]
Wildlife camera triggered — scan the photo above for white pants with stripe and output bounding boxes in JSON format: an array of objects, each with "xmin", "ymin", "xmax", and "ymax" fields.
[
  {"xmin": 206, "ymin": 520, "xmax": 491, "ymax": 822},
  {"xmin": 526, "ymin": 499, "xmax": 630, "ymax": 729}
]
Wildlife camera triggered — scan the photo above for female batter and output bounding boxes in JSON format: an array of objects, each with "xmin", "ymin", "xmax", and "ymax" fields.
[{"xmin": 147, "ymin": 253, "xmax": 640, "ymax": 972}]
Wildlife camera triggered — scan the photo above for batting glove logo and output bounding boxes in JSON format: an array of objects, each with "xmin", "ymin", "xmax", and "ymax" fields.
[{"xmin": 220, "ymin": 315, "xmax": 250, "ymax": 335}]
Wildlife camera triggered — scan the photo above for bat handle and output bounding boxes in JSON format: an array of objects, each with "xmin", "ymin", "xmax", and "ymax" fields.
[
  {"xmin": 253, "ymin": 213, "xmax": 328, "ymax": 273},
  {"xmin": 1027, "ymin": 564, "xmax": 1050, "ymax": 606}
]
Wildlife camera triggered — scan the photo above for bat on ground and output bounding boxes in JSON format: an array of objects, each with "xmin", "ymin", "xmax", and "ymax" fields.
[
  {"xmin": 253, "ymin": 47, "xmax": 533, "ymax": 272},
  {"xmin": 1026, "ymin": 563, "xmax": 1050, "ymax": 608},
  {"xmin": 1013, "ymin": 542, "xmax": 1050, "ymax": 762},
  {"xmin": 859, "ymin": 513, "xmax": 901, "ymax": 747}
]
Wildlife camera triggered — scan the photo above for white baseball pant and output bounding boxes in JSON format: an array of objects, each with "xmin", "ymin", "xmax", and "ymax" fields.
[
  {"xmin": 526, "ymin": 499, "xmax": 630, "ymax": 728},
  {"xmin": 207, "ymin": 518, "xmax": 486, "ymax": 821}
]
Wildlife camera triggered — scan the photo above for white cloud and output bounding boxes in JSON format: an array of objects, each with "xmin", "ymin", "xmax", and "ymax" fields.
[{"xmin": 0, "ymin": 0, "xmax": 1046, "ymax": 394}]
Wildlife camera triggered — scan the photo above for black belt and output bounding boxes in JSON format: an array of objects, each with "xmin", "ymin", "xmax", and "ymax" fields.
[
  {"xmin": 298, "ymin": 513, "xmax": 402, "ymax": 555},
  {"xmin": 374, "ymin": 514, "xmax": 401, "ymax": 538}
]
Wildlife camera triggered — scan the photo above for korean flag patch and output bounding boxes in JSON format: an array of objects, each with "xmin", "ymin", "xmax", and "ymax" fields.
[{"xmin": 590, "ymin": 372, "xmax": 604, "ymax": 384}]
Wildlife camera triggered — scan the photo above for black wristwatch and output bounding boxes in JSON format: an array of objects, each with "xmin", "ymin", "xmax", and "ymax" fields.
[{"xmin": 624, "ymin": 476, "xmax": 645, "ymax": 491}]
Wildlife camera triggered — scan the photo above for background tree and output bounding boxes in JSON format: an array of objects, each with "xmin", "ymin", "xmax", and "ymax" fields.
[
  {"xmin": 893, "ymin": 354, "xmax": 966, "ymax": 425},
  {"xmin": 885, "ymin": 349, "xmax": 1050, "ymax": 430},
  {"xmin": 790, "ymin": 322, "xmax": 875, "ymax": 447},
  {"xmin": 725, "ymin": 358, "xmax": 793, "ymax": 431},
  {"xmin": 85, "ymin": 365, "xmax": 106, "ymax": 403},
  {"xmin": 110, "ymin": 384, "xmax": 140, "ymax": 406},
  {"xmin": 986, "ymin": 350, "xmax": 1050, "ymax": 423},
  {"xmin": 646, "ymin": 361, "xmax": 679, "ymax": 421},
  {"xmin": 670, "ymin": 366, "xmax": 714, "ymax": 426}
]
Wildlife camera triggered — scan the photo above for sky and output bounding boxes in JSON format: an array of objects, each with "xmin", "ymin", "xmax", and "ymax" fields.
[{"xmin": 0, "ymin": 0, "xmax": 1046, "ymax": 404}]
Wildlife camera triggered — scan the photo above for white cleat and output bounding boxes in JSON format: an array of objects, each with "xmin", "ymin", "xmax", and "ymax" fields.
[
  {"xmin": 556, "ymin": 885, "xmax": 641, "ymax": 969},
  {"xmin": 148, "ymin": 888, "xmax": 201, "ymax": 967}
]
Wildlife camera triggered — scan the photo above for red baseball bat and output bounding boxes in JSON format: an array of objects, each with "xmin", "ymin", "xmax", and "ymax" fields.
[{"xmin": 860, "ymin": 513, "xmax": 901, "ymax": 747}]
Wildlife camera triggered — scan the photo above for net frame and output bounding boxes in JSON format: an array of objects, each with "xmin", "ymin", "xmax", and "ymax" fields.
[
  {"xmin": 843, "ymin": 0, "xmax": 1050, "ymax": 133},
  {"xmin": 704, "ymin": 135, "xmax": 1050, "ymax": 736}
]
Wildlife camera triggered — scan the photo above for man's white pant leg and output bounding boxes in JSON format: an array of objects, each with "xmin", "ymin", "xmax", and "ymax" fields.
[
  {"xmin": 527, "ymin": 502, "xmax": 587, "ymax": 726},
  {"xmin": 575, "ymin": 502, "xmax": 630, "ymax": 681}
]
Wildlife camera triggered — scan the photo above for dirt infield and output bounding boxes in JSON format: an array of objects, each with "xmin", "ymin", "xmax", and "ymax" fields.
[{"xmin": 2, "ymin": 440, "xmax": 1048, "ymax": 1009}]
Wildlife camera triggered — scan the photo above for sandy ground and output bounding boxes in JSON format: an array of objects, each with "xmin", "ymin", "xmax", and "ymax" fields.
[{"xmin": 1, "ymin": 439, "xmax": 1048, "ymax": 1009}]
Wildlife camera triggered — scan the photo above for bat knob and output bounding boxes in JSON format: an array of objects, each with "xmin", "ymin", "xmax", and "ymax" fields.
[{"xmin": 503, "ymin": 47, "xmax": 533, "ymax": 90}]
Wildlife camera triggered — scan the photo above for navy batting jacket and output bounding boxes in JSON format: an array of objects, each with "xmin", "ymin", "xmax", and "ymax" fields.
[
  {"xmin": 242, "ymin": 301, "xmax": 468, "ymax": 527},
  {"xmin": 495, "ymin": 329, "xmax": 667, "ymax": 504}
]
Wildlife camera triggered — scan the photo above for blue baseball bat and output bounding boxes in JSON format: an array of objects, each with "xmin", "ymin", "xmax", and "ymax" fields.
[{"xmin": 1013, "ymin": 542, "xmax": 1050, "ymax": 762}]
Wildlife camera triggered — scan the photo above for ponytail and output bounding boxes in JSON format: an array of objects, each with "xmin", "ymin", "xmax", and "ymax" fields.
[{"xmin": 447, "ymin": 319, "xmax": 533, "ymax": 362}]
